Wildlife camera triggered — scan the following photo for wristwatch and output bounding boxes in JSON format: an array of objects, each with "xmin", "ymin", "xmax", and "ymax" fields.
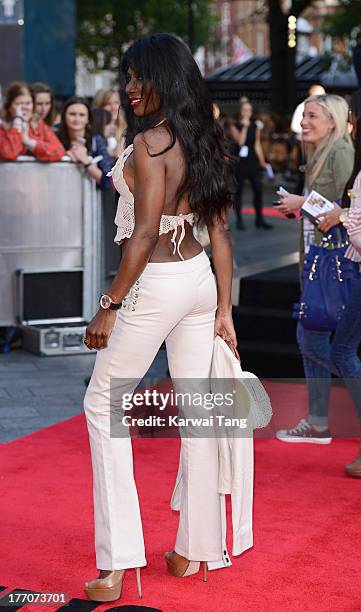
[
  {"xmin": 340, "ymin": 209, "xmax": 349, "ymax": 225},
  {"xmin": 99, "ymin": 294, "xmax": 122, "ymax": 310}
]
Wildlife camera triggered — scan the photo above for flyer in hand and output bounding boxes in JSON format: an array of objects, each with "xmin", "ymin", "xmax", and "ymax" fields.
[{"xmin": 301, "ymin": 190, "xmax": 335, "ymax": 226}]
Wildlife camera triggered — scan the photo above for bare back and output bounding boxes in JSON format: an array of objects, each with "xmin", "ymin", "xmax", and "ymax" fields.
[{"xmin": 122, "ymin": 125, "xmax": 203, "ymax": 262}]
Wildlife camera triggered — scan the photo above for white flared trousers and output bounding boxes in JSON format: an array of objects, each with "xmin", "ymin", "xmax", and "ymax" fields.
[{"xmin": 84, "ymin": 250, "xmax": 223, "ymax": 569}]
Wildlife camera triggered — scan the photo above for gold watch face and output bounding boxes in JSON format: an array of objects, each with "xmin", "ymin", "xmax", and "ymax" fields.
[{"xmin": 100, "ymin": 294, "xmax": 111, "ymax": 309}]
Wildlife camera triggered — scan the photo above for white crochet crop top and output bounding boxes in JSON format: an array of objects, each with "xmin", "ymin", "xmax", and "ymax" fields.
[{"xmin": 107, "ymin": 144, "xmax": 195, "ymax": 260}]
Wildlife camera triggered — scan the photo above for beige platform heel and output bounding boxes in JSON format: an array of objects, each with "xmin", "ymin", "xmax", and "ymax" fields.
[
  {"xmin": 84, "ymin": 567, "xmax": 142, "ymax": 602},
  {"xmin": 165, "ymin": 551, "xmax": 208, "ymax": 581}
]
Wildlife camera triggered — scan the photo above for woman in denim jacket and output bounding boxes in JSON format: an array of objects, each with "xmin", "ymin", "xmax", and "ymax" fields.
[{"xmin": 57, "ymin": 97, "xmax": 113, "ymax": 190}]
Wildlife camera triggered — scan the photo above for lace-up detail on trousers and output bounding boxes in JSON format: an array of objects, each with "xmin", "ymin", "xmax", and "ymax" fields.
[
  {"xmin": 122, "ymin": 279, "xmax": 141, "ymax": 311},
  {"xmin": 108, "ymin": 144, "xmax": 195, "ymax": 260}
]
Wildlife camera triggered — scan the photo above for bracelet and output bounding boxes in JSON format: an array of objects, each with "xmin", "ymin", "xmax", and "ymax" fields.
[{"xmin": 83, "ymin": 161, "xmax": 92, "ymax": 168}]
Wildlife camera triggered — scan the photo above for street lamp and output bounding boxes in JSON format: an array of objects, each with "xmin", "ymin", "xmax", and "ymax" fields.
[{"xmin": 288, "ymin": 14, "xmax": 297, "ymax": 48}]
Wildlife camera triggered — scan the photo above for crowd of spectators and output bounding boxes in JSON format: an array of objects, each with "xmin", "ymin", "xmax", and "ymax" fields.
[
  {"xmin": 0, "ymin": 81, "xmax": 127, "ymax": 190},
  {"xmin": 0, "ymin": 82, "xmax": 65, "ymax": 162},
  {"xmin": 0, "ymin": 79, "xmax": 356, "ymax": 231},
  {"xmin": 0, "ymin": 78, "xmax": 339, "ymax": 198}
]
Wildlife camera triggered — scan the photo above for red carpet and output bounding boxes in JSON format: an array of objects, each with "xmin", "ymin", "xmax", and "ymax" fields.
[
  {"xmin": 243, "ymin": 206, "xmax": 299, "ymax": 219},
  {"xmin": 0, "ymin": 397, "xmax": 360, "ymax": 611}
]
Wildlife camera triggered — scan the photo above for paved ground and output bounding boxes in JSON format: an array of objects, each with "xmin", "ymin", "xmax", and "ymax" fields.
[
  {"xmin": 226, "ymin": 180, "xmax": 299, "ymax": 272},
  {"xmin": 0, "ymin": 181, "xmax": 300, "ymax": 443},
  {"xmin": 0, "ymin": 348, "xmax": 169, "ymax": 443}
]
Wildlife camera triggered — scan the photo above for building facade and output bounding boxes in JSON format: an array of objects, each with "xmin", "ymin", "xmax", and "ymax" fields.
[
  {"xmin": 203, "ymin": 0, "xmax": 340, "ymax": 74},
  {"xmin": 0, "ymin": 0, "xmax": 75, "ymax": 97}
]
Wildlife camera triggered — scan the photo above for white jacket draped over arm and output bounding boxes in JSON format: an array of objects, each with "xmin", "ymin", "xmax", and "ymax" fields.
[{"xmin": 170, "ymin": 336, "xmax": 272, "ymax": 567}]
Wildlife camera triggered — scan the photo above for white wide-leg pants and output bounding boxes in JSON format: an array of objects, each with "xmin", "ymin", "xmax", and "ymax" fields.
[{"xmin": 84, "ymin": 250, "xmax": 223, "ymax": 569}]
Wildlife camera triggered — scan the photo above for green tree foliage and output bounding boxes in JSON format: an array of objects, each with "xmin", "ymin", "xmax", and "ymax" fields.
[
  {"xmin": 77, "ymin": 0, "xmax": 217, "ymax": 71},
  {"xmin": 322, "ymin": 0, "xmax": 361, "ymax": 38}
]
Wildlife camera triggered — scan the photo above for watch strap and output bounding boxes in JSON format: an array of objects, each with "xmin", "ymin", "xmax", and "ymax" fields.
[{"xmin": 108, "ymin": 301, "xmax": 122, "ymax": 310}]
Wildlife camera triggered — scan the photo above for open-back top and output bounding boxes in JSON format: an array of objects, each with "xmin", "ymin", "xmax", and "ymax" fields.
[{"xmin": 107, "ymin": 144, "xmax": 195, "ymax": 260}]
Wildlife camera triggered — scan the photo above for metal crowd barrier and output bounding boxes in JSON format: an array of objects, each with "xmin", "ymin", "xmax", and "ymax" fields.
[{"xmin": 0, "ymin": 157, "xmax": 102, "ymax": 327}]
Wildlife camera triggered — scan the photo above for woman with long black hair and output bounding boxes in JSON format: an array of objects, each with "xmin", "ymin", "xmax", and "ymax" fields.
[{"xmin": 83, "ymin": 33, "xmax": 236, "ymax": 602}]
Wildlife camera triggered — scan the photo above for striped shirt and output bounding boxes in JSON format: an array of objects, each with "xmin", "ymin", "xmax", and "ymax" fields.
[{"xmin": 344, "ymin": 171, "xmax": 361, "ymax": 262}]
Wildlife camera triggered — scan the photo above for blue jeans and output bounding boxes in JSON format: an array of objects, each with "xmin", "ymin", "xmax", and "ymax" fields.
[
  {"xmin": 297, "ymin": 277, "xmax": 361, "ymax": 426},
  {"xmin": 296, "ymin": 324, "xmax": 332, "ymax": 426}
]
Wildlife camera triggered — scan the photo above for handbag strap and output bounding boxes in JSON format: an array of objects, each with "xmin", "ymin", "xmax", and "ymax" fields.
[{"xmin": 323, "ymin": 224, "xmax": 348, "ymax": 246}]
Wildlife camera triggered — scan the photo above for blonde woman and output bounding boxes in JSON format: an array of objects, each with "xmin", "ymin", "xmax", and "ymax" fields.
[
  {"xmin": 93, "ymin": 88, "xmax": 127, "ymax": 158},
  {"xmin": 275, "ymin": 94, "xmax": 354, "ymax": 443}
]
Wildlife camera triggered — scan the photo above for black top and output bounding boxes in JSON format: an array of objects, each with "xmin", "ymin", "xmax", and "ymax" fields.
[{"xmin": 235, "ymin": 120, "xmax": 260, "ymax": 170}]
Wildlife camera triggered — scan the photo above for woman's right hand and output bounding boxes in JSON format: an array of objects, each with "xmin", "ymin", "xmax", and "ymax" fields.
[
  {"xmin": 15, "ymin": 104, "xmax": 24, "ymax": 119},
  {"xmin": 13, "ymin": 105, "xmax": 24, "ymax": 132},
  {"xmin": 85, "ymin": 308, "xmax": 117, "ymax": 350}
]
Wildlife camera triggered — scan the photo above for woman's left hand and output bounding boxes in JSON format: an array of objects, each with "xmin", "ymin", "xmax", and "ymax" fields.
[
  {"xmin": 84, "ymin": 309, "xmax": 117, "ymax": 350},
  {"xmin": 21, "ymin": 122, "xmax": 30, "ymax": 143},
  {"xmin": 276, "ymin": 193, "xmax": 304, "ymax": 215},
  {"xmin": 214, "ymin": 309, "xmax": 237, "ymax": 347},
  {"xmin": 21, "ymin": 123, "xmax": 36, "ymax": 150},
  {"xmin": 70, "ymin": 143, "xmax": 90, "ymax": 165},
  {"xmin": 316, "ymin": 204, "xmax": 342, "ymax": 233}
]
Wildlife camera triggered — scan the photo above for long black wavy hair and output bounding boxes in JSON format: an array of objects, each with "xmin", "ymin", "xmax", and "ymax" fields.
[
  {"xmin": 121, "ymin": 33, "xmax": 234, "ymax": 225},
  {"xmin": 342, "ymin": 89, "xmax": 361, "ymax": 207}
]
